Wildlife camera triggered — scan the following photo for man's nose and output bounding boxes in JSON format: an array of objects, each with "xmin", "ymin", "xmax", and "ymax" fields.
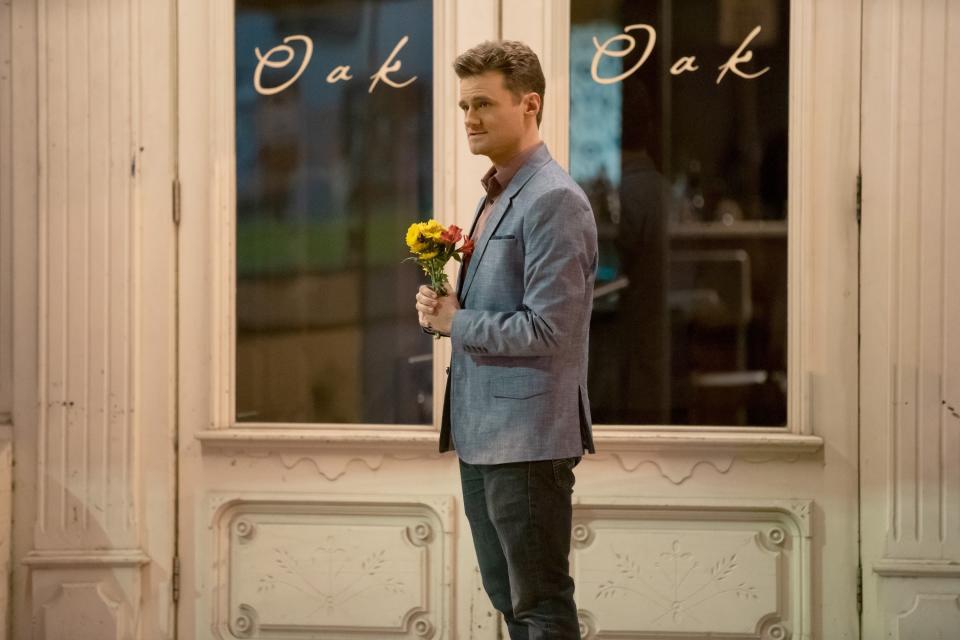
[{"xmin": 464, "ymin": 107, "xmax": 480, "ymax": 128}]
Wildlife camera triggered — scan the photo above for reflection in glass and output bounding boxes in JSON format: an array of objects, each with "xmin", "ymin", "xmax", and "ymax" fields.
[
  {"xmin": 571, "ymin": 0, "xmax": 789, "ymax": 426},
  {"xmin": 235, "ymin": 0, "xmax": 434, "ymax": 424}
]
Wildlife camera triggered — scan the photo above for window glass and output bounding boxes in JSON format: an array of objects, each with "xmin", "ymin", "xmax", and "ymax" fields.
[
  {"xmin": 235, "ymin": 0, "xmax": 434, "ymax": 423},
  {"xmin": 571, "ymin": 0, "xmax": 790, "ymax": 426}
]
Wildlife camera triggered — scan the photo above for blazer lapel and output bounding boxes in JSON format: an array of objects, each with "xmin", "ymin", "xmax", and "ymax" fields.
[
  {"xmin": 459, "ymin": 145, "xmax": 553, "ymax": 303},
  {"xmin": 456, "ymin": 195, "xmax": 486, "ymax": 303}
]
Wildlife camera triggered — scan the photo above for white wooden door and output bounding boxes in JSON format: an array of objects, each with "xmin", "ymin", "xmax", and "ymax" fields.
[
  {"xmin": 860, "ymin": 0, "xmax": 960, "ymax": 637},
  {"xmin": 501, "ymin": 1, "xmax": 862, "ymax": 637},
  {"xmin": 5, "ymin": 0, "xmax": 179, "ymax": 638},
  {"xmin": 176, "ymin": 1, "xmax": 501, "ymax": 638},
  {"xmin": 177, "ymin": 1, "xmax": 861, "ymax": 639}
]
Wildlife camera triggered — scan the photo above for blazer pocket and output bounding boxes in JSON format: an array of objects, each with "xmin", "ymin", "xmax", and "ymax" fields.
[
  {"xmin": 489, "ymin": 234, "xmax": 516, "ymax": 240},
  {"xmin": 490, "ymin": 374, "xmax": 549, "ymax": 399}
]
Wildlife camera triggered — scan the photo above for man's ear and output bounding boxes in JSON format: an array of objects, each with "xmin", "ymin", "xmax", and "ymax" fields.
[{"xmin": 524, "ymin": 92, "xmax": 542, "ymax": 119}]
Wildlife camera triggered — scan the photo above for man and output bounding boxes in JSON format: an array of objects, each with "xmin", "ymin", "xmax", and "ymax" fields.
[{"xmin": 414, "ymin": 40, "xmax": 598, "ymax": 639}]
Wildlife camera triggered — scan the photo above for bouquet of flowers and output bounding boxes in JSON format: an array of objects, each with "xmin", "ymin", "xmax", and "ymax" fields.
[{"xmin": 404, "ymin": 219, "xmax": 475, "ymax": 296}]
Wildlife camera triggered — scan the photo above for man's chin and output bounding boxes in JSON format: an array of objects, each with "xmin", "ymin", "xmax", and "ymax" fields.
[{"xmin": 467, "ymin": 139, "xmax": 487, "ymax": 155}]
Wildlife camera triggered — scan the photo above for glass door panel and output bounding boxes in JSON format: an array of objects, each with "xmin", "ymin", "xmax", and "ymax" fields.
[
  {"xmin": 570, "ymin": 0, "xmax": 790, "ymax": 426},
  {"xmin": 234, "ymin": 0, "xmax": 435, "ymax": 424}
]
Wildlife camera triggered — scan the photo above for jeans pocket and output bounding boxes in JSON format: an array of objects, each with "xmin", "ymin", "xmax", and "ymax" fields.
[{"xmin": 551, "ymin": 457, "xmax": 579, "ymax": 491}]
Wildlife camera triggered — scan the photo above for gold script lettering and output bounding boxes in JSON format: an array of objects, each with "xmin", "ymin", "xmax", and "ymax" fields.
[
  {"xmin": 368, "ymin": 36, "xmax": 417, "ymax": 93},
  {"xmin": 670, "ymin": 56, "xmax": 700, "ymax": 76},
  {"xmin": 326, "ymin": 65, "xmax": 354, "ymax": 84},
  {"xmin": 716, "ymin": 26, "xmax": 770, "ymax": 83},
  {"xmin": 253, "ymin": 35, "xmax": 314, "ymax": 96},
  {"xmin": 590, "ymin": 24, "xmax": 656, "ymax": 85}
]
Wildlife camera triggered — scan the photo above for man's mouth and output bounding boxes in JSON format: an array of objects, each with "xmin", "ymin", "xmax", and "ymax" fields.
[{"xmin": 468, "ymin": 132, "xmax": 486, "ymax": 137}]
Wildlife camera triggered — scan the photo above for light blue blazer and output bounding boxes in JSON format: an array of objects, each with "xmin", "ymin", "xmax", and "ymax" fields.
[{"xmin": 437, "ymin": 144, "xmax": 599, "ymax": 464}]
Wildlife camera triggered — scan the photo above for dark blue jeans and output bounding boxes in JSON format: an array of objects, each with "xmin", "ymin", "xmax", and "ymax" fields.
[{"xmin": 459, "ymin": 456, "xmax": 582, "ymax": 640}]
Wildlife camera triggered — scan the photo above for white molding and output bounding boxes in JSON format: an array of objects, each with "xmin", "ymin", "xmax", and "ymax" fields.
[
  {"xmin": 788, "ymin": 0, "xmax": 814, "ymax": 437},
  {"xmin": 0, "ymin": 0, "xmax": 11, "ymax": 421},
  {"xmin": 196, "ymin": 425, "xmax": 822, "ymax": 455},
  {"xmin": 211, "ymin": 0, "xmax": 235, "ymax": 431},
  {"xmin": 569, "ymin": 496, "xmax": 814, "ymax": 537},
  {"xmin": 873, "ymin": 561, "xmax": 960, "ymax": 579},
  {"xmin": 197, "ymin": 427, "xmax": 437, "ymax": 450},
  {"xmin": 22, "ymin": 549, "xmax": 151, "ymax": 568},
  {"xmin": 432, "ymin": 0, "xmax": 458, "ymax": 436},
  {"xmin": 594, "ymin": 429, "xmax": 821, "ymax": 453}
]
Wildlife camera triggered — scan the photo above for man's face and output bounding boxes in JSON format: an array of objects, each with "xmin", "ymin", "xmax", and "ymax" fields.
[{"xmin": 458, "ymin": 71, "xmax": 534, "ymax": 163}]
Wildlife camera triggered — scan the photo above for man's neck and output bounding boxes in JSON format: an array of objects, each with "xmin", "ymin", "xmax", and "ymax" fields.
[{"xmin": 491, "ymin": 134, "xmax": 542, "ymax": 171}]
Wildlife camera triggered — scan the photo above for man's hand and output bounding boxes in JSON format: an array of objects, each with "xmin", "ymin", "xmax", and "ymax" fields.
[{"xmin": 416, "ymin": 284, "xmax": 460, "ymax": 335}]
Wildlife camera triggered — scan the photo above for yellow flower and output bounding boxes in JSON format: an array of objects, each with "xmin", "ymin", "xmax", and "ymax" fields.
[
  {"xmin": 405, "ymin": 223, "xmax": 425, "ymax": 250},
  {"xmin": 420, "ymin": 219, "xmax": 445, "ymax": 241},
  {"xmin": 406, "ymin": 219, "xmax": 449, "ymax": 257}
]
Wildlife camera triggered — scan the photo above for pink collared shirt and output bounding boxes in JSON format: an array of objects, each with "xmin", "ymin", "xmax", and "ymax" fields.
[{"xmin": 470, "ymin": 141, "xmax": 545, "ymax": 246}]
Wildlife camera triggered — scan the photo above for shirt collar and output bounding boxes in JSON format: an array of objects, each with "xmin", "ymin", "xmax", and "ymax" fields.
[{"xmin": 480, "ymin": 141, "xmax": 545, "ymax": 199}]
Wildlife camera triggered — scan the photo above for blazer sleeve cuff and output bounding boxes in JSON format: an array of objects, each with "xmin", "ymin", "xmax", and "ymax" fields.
[{"xmin": 451, "ymin": 309, "xmax": 480, "ymax": 352}]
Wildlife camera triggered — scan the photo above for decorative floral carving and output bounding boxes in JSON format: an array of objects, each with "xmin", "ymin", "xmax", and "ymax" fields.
[
  {"xmin": 255, "ymin": 535, "xmax": 406, "ymax": 615},
  {"xmin": 786, "ymin": 501, "xmax": 811, "ymax": 531},
  {"xmin": 595, "ymin": 540, "xmax": 758, "ymax": 624}
]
